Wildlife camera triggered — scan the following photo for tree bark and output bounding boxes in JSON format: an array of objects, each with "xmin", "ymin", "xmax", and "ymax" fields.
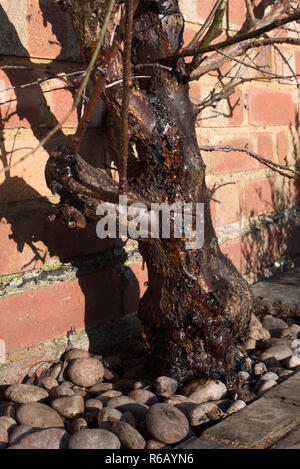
[{"xmin": 46, "ymin": 0, "xmax": 253, "ymax": 385}]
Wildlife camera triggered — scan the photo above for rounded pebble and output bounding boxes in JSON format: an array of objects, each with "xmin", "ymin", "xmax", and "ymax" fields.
[
  {"xmin": 0, "ymin": 423, "xmax": 8, "ymax": 449},
  {"xmin": 146, "ymin": 403, "xmax": 189, "ymax": 444},
  {"xmin": 16, "ymin": 402, "xmax": 64, "ymax": 428},
  {"xmin": 253, "ymin": 379, "xmax": 277, "ymax": 395},
  {"xmin": 68, "ymin": 358, "xmax": 104, "ymax": 387},
  {"xmin": 68, "ymin": 417, "xmax": 88, "ymax": 434},
  {"xmin": 187, "ymin": 402, "xmax": 223, "ymax": 427},
  {"xmin": 4, "ymin": 384, "xmax": 49, "ymax": 404},
  {"xmin": 9, "ymin": 425, "xmax": 36, "ymax": 445},
  {"xmin": 51, "ymin": 395, "xmax": 84, "ymax": 418},
  {"xmin": 64, "ymin": 348, "xmax": 90, "ymax": 361},
  {"xmin": 226, "ymin": 400, "xmax": 246, "ymax": 415},
  {"xmin": 153, "ymin": 376, "xmax": 178, "ymax": 398},
  {"xmin": 12, "ymin": 428, "xmax": 69, "ymax": 449},
  {"xmin": 68, "ymin": 429, "xmax": 120, "ymax": 449},
  {"xmin": 111, "ymin": 421, "xmax": 146, "ymax": 449},
  {"xmin": 0, "ymin": 416, "xmax": 17, "ymax": 432},
  {"xmin": 128, "ymin": 389, "xmax": 158, "ymax": 406},
  {"xmin": 38, "ymin": 376, "xmax": 58, "ymax": 391},
  {"xmin": 184, "ymin": 379, "xmax": 227, "ymax": 404}
]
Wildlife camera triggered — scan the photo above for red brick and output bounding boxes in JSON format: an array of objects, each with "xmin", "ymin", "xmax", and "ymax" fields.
[
  {"xmin": 27, "ymin": 0, "xmax": 80, "ymax": 61},
  {"xmin": 0, "ymin": 269, "xmax": 120, "ymax": 354},
  {"xmin": 50, "ymin": 79, "xmax": 78, "ymax": 127},
  {"xmin": 123, "ymin": 263, "xmax": 148, "ymax": 315},
  {"xmin": 215, "ymin": 183, "xmax": 244, "ymax": 226},
  {"xmin": 257, "ymin": 133, "xmax": 275, "ymax": 163},
  {"xmin": 189, "ymin": 81, "xmax": 201, "ymax": 102},
  {"xmin": 227, "ymin": 88, "xmax": 245, "ymax": 126},
  {"xmin": 276, "ymin": 130, "xmax": 290, "ymax": 165},
  {"xmin": 246, "ymin": 178, "xmax": 275, "ymax": 217},
  {"xmin": 179, "ymin": 0, "xmax": 211, "ymax": 23},
  {"xmin": 220, "ymin": 238, "xmax": 244, "ymax": 273},
  {"xmin": 0, "ymin": 208, "xmax": 123, "ymax": 276},
  {"xmin": 248, "ymin": 89, "xmax": 296, "ymax": 127},
  {"xmin": 0, "ymin": 70, "xmax": 52, "ymax": 129},
  {"xmin": 199, "ymin": 88, "xmax": 245, "ymax": 128},
  {"xmin": 228, "ymin": 0, "xmax": 247, "ymax": 29},
  {"xmin": 295, "ymin": 51, "xmax": 300, "ymax": 76},
  {"xmin": 209, "ymin": 136, "xmax": 258, "ymax": 174}
]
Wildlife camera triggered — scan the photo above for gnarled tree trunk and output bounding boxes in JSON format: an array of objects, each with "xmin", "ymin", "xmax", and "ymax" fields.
[{"xmin": 46, "ymin": 0, "xmax": 253, "ymax": 385}]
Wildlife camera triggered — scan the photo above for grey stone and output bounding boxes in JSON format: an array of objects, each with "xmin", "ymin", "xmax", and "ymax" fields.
[
  {"xmin": 184, "ymin": 379, "xmax": 227, "ymax": 403},
  {"xmin": 128, "ymin": 389, "xmax": 158, "ymax": 406},
  {"xmin": 68, "ymin": 429, "xmax": 121, "ymax": 449},
  {"xmin": 153, "ymin": 376, "xmax": 178, "ymax": 398},
  {"xmin": 111, "ymin": 421, "xmax": 146, "ymax": 449},
  {"xmin": 51, "ymin": 395, "xmax": 84, "ymax": 418},
  {"xmin": 11, "ymin": 428, "xmax": 69, "ymax": 449},
  {"xmin": 261, "ymin": 345, "xmax": 292, "ymax": 362},
  {"xmin": 146, "ymin": 403, "xmax": 189, "ymax": 444},
  {"xmin": 4, "ymin": 384, "xmax": 49, "ymax": 404},
  {"xmin": 0, "ymin": 423, "xmax": 8, "ymax": 449},
  {"xmin": 68, "ymin": 358, "xmax": 104, "ymax": 387},
  {"xmin": 9, "ymin": 425, "xmax": 36, "ymax": 445},
  {"xmin": 16, "ymin": 402, "xmax": 64, "ymax": 428}
]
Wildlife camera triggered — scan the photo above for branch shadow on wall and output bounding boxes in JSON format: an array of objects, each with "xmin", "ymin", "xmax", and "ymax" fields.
[{"xmin": 0, "ymin": 2, "xmax": 141, "ymax": 357}]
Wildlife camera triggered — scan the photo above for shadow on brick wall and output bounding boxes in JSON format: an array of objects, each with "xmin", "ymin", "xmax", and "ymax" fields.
[{"xmin": 0, "ymin": 3, "xmax": 142, "ymax": 355}]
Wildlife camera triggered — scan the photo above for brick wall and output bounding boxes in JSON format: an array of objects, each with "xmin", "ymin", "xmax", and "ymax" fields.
[{"xmin": 0, "ymin": 0, "xmax": 299, "ymax": 375}]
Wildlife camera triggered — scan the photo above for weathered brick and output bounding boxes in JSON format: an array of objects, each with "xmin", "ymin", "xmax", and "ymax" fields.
[
  {"xmin": 215, "ymin": 183, "xmax": 244, "ymax": 226},
  {"xmin": 276, "ymin": 129, "xmax": 290, "ymax": 165},
  {"xmin": 27, "ymin": 0, "xmax": 80, "ymax": 61},
  {"xmin": 209, "ymin": 136, "xmax": 258, "ymax": 173},
  {"xmin": 257, "ymin": 132, "xmax": 275, "ymax": 163},
  {"xmin": 0, "ymin": 1, "xmax": 29, "ymax": 57},
  {"xmin": 220, "ymin": 238, "xmax": 244, "ymax": 274},
  {"xmin": 246, "ymin": 178, "xmax": 275, "ymax": 217},
  {"xmin": 0, "ymin": 207, "xmax": 123, "ymax": 276},
  {"xmin": 248, "ymin": 89, "xmax": 296, "ymax": 127},
  {"xmin": 50, "ymin": 79, "xmax": 78, "ymax": 127},
  {"xmin": 123, "ymin": 263, "xmax": 148, "ymax": 315},
  {"xmin": 227, "ymin": 0, "xmax": 246, "ymax": 30},
  {"xmin": 199, "ymin": 88, "xmax": 245, "ymax": 128},
  {"xmin": 0, "ymin": 268, "xmax": 120, "ymax": 354}
]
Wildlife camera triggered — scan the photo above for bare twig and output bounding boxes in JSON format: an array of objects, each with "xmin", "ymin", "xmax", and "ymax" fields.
[
  {"xmin": 0, "ymin": 1, "xmax": 116, "ymax": 175},
  {"xmin": 199, "ymin": 145, "xmax": 300, "ymax": 180},
  {"xmin": 119, "ymin": 0, "xmax": 134, "ymax": 195}
]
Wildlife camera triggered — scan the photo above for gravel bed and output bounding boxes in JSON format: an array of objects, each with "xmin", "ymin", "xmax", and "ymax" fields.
[{"xmin": 1, "ymin": 313, "xmax": 300, "ymax": 449}]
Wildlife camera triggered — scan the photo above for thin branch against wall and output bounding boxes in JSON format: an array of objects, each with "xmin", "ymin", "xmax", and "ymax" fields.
[
  {"xmin": 0, "ymin": 0, "xmax": 117, "ymax": 174},
  {"xmin": 199, "ymin": 145, "xmax": 300, "ymax": 180}
]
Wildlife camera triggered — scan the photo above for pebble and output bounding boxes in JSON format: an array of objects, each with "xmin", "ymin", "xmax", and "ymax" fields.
[
  {"xmin": 111, "ymin": 421, "xmax": 146, "ymax": 449},
  {"xmin": 68, "ymin": 418, "xmax": 88, "ymax": 434},
  {"xmin": 252, "ymin": 379, "xmax": 277, "ymax": 395},
  {"xmin": 153, "ymin": 376, "xmax": 178, "ymax": 398},
  {"xmin": 261, "ymin": 372, "xmax": 279, "ymax": 381},
  {"xmin": 291, "ymin": 339, "xmax": 300, "ymax": 349},
  {"xmin": 51, "ymin": 395, "xmax": 84, "ymax": 418},
  {"xmin": 282, "ymin": 354, "xmax": 300, "ymax": 369},
  {"xmin": 72, "ymin": 387, "xmax": 90, "ymax": 399},
  {"xmin": 48, "ymin": 363, "xmax": 62, "ymax": 380},
  {"xmin": 0, "ymin": 402, "xmax": 15, "ymax": 419},
  {"xmin": 262, "ymin": 315, "xmax": 288, "ymax": 332},
  {"xmin": 146, "ymin": 403, "xmax": 189, "ymax": 444},
  {"xmin": 253, "ymin": 362, "xmax": 267, "ymax": 376},
  {"xmin": 11, "ymin": 428, "xmax": 69, "ymax": 449},
  {"xmin": 68, "ymin": 358, "xmax": 104, "ymax": 387},
  {"xmin": 64, "ymin": 348, "xmax": 90, "ymax": 361},
  {"xmin": 128, "ymin": 389, "xmax": 158, "ymax": 406},
  {"xmin": 187, "ymin": 402, "xmax": 223, "ymax": 427},
  {"xmin": 248, "ymin": 326, "xmax": 271, "ymax": 341},
  {"xmin": 0, "ymin": 423, "xmax": 8, "ymax": 449},
  {"xmin": 106, "ymin": 396, "xmax": 148, "ymax": 423},
  {"xmin": 122, "ymin": 411, "xmax": 137, "ymax": 428},
  {"xmin": 68, "ymin": 429, "xmax": 121, "ymax": 449},
  {"xmin": 85, "ymin": 399, "xmax": 103, "ymax": 414},
  {"xmin": 184, "ymin": 379, "xmax": 227, "ymax": 403},
  {"xmin": 165, "ymin": 395, "xmax": 196, "ymax": 406},
  {"xmin": 16, "ymin": 402, "xmax": 64, "ymax": 428},
  {"xmin": 146, "ymin": 439, "xmax": 171, "ymax": 449},
  {"xmin": 226, "ymin": 400, "xmax": 246, "ymax": 415},
  {"xmin": 88, "ymin": 382, "xmax": 114, "ymax": 394},
  {"xmin": 242, "ymin": 339, "xmax": 257, "ymax": 353},
  {"xmin": 4, "ymin": 384, "xmax": 49, "ymax": 404},
  {"xmin": 0, "ymin": 416, "xmax": 17, "ymax": 432},
  {"xmin": 38, "ymin": 376, "xmax": 58, "ymax": 391},
  {"xmin": 240, "ymin": 358, "xmax": 253, "ymax": 373},
  {"xmin": 261, "ymin": 345, "xmax": 292, "ymax": 362},
  {"xmin": 9, "ymin": 425, "xmax": 36, "ymax": 445},
  {"xmin": 97, "ymin": 408, "xmax": 124, "ymax": 430},
  {"xmin": 238, "ymin": 371, "xmax": 250, "ymax": 382},
  {"xmin": 50, "ymin": 385, "xmax": 75, "ymax": 399},
  {"xmin": 280, "ymin": 325, "xmax": 300, "ymax": 340}
]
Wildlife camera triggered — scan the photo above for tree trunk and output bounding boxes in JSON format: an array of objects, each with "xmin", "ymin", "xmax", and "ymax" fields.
[{"xmin": 46, "ymin": 0, "xmax": 253, "ymax": 385}]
